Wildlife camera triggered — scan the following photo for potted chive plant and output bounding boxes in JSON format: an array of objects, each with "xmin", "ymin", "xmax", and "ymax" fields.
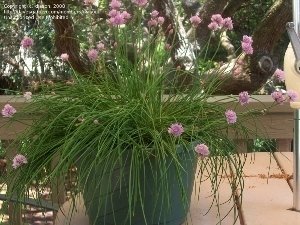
[{"xmin": 3, "ymin": 1, "xmax": 298, "ymax": 225}]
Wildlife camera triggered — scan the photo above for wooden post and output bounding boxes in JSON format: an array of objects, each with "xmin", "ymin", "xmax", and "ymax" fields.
[
  {"xmin": 3, "ymin": 140, "xmax": 22, "ymax": 225},
  {"xmin": 51, "ymin": 153, "xmax": 66, "ymax": 223},
  {"xmin": 276, "ymin": 139, "xmax": 292, "ymax": 152}
]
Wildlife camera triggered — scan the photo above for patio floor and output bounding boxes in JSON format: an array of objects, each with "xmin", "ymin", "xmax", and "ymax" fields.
[
  {"xmin": 54, "ymin": 152, "xmax": 300, "ymax": 225},
  {"xmin": 1, "ymin": 152, "xmax": 299, "ymax": 225}
]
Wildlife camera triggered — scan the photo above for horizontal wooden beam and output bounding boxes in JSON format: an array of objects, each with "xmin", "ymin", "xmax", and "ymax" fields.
[{"xmin": 0, "ymin": 95, "xmax": 294, "ymax": 140}]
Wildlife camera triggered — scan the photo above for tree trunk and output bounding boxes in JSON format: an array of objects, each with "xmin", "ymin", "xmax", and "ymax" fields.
[
  {"xmin": 42, "ymin": 0, "xmax": 91, "ymax": 75},
  {"xmin": 222, "ymin": 0, "xmax": 251, "ymax": 18},
  {"xmin": 214, "ymin": 0, "xmax": 292, "ymax": 94}
]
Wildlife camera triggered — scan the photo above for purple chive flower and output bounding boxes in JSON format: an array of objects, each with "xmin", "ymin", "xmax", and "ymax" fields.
[
  {"xmin": 157, "ymin": 16, "xmax": 165, "ymax": 25},
  {"xmin": 273, "ymin": 68, "xmax": 285, "ymax": 82},
  {"xmin": 225, "ymin": 109, "xmax": 237, "ymax": 124},
  {"xmin": 12, "ymin": 154, "xmax": 28, "ymax": 169},
  {"xmin": 108, "ymin": 7, "xmax": 131, "ymax": 27},
  {"xmin": 168, "ymin": 123, "xmax": 184, "ymax": 137},
  {"xmin": 21, "ymin": 36, "xmax": 34, "ymax": 48},
  {"xmin": 287, "ymin": 90, "xmax": 298, "ymax": 102},
  {"xmin": 109, "ymin": 0, "xmax": 121, "ymax": 9},
  {"xmin": 121, "ymin": 11, "xmax": 131, "ymax": 20},
  {"xmin": 211, "ymin": 14, "xmax": 224, "ymax": 27},
  {"xmin": 60, "ymin": 53, "xmax": 69, "ymax": 61},
  {"xmin": 242, "ymin": 35, "xmax": 253, "ymax": 44},
  {"xmin": 238, "ymin": 91, "xmax": 250, "ymax": 105},
  {"xmin": 97, "ymin": 42, "xmax": 106, "ymax": 51},
  {"xmin": 241, "ymin": 35, "xmax": 253, "ymax": 55},
  {"xmin": 148, "ymin": 16, "xmax": 164, "ymax": 27},
  {"xmin": 208, "ymin": 21, "xmax": 219, "ymax": 31},
  {"xmin": 194, "ymin": 144, "xmax": 210, "ymax": 157},
  {"xmin": 271, "ymin": 91, "xmax": 285, "ymax": 104},
  {"xmin": 109, "ymin": 11, "xmax": 131, "ymax": 26},
  {"xmin": 223, "ymin": 17, "xmax": 233, "ymax": 30},
  {"xmin": 150, "ymin": 10, "xmax": 159, "ymax": 18},
  {"xmin": 242, "ymin": 43, "xmax": 253, "ymax": 55},
  {"xmin": 23, "ymin": 91, "xmax": 32, "ymax": 100},
  {"xmin": 190, "ymin": 15, "xmax": 202, "ymax": 27},
  {"xmin": 87, "ymin": 49, "xmax": 99, "ymax": 62},
  {"xmin": 1, "ymin": 104, "xmax": 17, "ymax": 117},
  {"xmin": 109, "ymin": 12, "xmax": 126, "ymax": 26},
  {"xmin": 148, "ymin": 19, "xmax": 158, "ymax": 27},
  {"xmin": 108, "ymin": 9, "xmax": 118, "ymax": 17},
  {"xmin": 132, "ymin": 0, "xmax": 148, "ymax": 7}
]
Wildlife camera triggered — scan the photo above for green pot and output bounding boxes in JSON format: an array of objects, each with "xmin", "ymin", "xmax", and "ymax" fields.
[{"xmin": 79, "ymin": 144, "xmax": 197, "ymax": 225}]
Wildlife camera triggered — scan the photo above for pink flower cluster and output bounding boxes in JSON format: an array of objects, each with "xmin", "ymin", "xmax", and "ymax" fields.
[
  {"xmin": 273, "ymin": 68, "xmax": 285, "ymax": 82},
  {"xmin": 194, "ymin": 144, "xmax": 210, "ymax": 157},
  {"xmin": 148, "ymin": 10, "xmax": 165, "ymax": 27},
  {"xmin": 108, "ymin": 0, "xmax": 131, "ymax": 26},
  {"xmin": 271, "ymin": 90, "xmax": 298, "ymax": 104},
  {"xmin": 132, "ymin": 0, "xmax": 148, "ymax": 7},
  {"xmin": 150, "ymin": 10, "xmax": 159, "ymax": 18},
  {"xmin": 60, "ymin": 53, "xmax": 69, "ymax": 62},
  {"xmin": 287, "ymin": 90, "xmax": 299, "ymax": 102},
  {"xmin": 241, "ymin": 35, "xmax": 253, "ymax": 55},
  {"xmin": 87, "ymin": 49, "xmax": 99, "ymax": 62},
  {"xmin": 271, "ymin": 91, "xmax": 285, "ymax": 104},
  {"xmin": 225, "ymin": 109, "xmax": 237, "ymax": 124},
  {"xmin": 21, "ymin": 36, "xmax": 34, "ymax": 49},
  {"xmin": 238, "ymin": 91, "xmax": 250, "ymax": 105},
  {"xmin": 97, "ymin": 42, "xmax": 106, "ymax": 51},
  {"xmin": 190, "ymin": 15, "xmax": 202, "ymax": 27},
  {"xmin": 86, "ymin": 41, "xmax": 107, "ymax": 63},
  {"xmin": 1, "ymin": 104, "xmax": 16, "ymax": 117},
  {"xmin": 208, "ymin": 14, "xmax": 233, "ymax": 31},
  {"xmin": 109, "ymin": 0, "xmax": 121, "ymax": 8},
  {"xmin": 168, "ymin": 123, "xmax": 184, "ymax": 137},
  {"xmin": 12, "ymin": 154, "xmax": 28, "ymax": 169}
]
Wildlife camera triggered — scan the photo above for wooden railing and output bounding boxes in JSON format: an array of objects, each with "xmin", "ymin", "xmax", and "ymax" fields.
[
  {"xmin": 0, "ymin": 95, "xmax": 294, "ymax": 141},
  {"xmin": 0, "ymin": 95, "xmax": 295, "ymax": 224}
]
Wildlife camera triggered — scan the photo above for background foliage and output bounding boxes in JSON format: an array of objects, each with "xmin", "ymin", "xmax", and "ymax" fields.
[{"xmin": 0, "ymin": 0, "xmax": 291, "ymax": 94}]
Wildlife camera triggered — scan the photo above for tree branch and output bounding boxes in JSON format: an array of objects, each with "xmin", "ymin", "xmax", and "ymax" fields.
[
  {"xmin": 195, "ymin": 0, "xmax": 229, "ymax": 46},
  {"xmin": 220, "ymin": 31, "xmax": 236, "ymax": 60},
  {"xmin": 4, "ymin": 58, "xmax": 26, "ymax": 77},
  {"xmin": 222, "ymin": 0, "xmax": 251, "ymax": 17},
  {"xmin": 251, "ymin": 0, "xmax": 292, "ymax": 52},
  {"xmin": 42, "ymin": 0, "xmax": 91, "ymax": 75},
  {"xmin": 153, "ymin": 0, "xmax": 195, "ymax": 66},
  {"xmin": 153, "ymin": 0, "xmax": 196, "ymax": 90},
  {"xmin": 213, "ymin": 0, "xmax": 292, "ymax": 94}
]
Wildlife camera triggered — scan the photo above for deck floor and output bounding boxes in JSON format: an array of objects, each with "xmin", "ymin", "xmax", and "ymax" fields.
[{"xmin": 54, "ymin": 152, "xmax": 300, "ymax": 225}]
